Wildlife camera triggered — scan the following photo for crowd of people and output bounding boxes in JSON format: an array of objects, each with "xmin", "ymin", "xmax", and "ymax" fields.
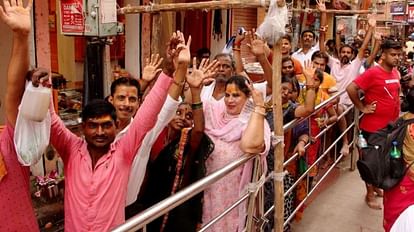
[{"xmin": 1, "ymin": 0, "xmax": 414, "ymax": 232}]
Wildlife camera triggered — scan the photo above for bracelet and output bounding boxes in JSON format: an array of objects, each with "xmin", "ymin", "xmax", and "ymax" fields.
[
  {"xmin": 232, "ymin": 48, "xmax": 241, "ymax": 51},
  {"xmin": 255, "ymin": 105, "xmax": 266, "ymax": 110},
  {"xmin": 253, "ymin": 109, "xmax": 266, "ymax": 116},
  {"xmin": 191, "ymin": 102, "xmax": 203, "ymax": 110},
  {"xmin": 172, "ymin": 79, "xmax": 186, "ymax": 87},
  {"xmin": 298, "ymin": 139, "xmax": 308, "ymax": 144}
]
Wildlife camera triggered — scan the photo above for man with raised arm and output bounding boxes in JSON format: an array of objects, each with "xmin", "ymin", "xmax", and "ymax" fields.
[
  {"xmin": 45, "ymin": 36, "xmax": 192, "ymax": 231},
  {"xmin": 0, "ymin": 0, "xmax": 39, "ymax": 231},
  {"xmin": 318, "ymin": 0, "xmax": 375, "ymax": 156}
]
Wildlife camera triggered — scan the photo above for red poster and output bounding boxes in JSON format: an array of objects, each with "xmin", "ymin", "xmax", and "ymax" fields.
[
  {"xmin": 409, "ymin": 6, "xmax": 414, "ymax": 23},
  {"xmin": 60, "ymin": 0, "xmax": 84, "ymax": 35}
]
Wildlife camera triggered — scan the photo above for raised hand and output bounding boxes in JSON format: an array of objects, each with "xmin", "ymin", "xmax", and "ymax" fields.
[
  {"xmin": 187, "ymin": 58, "xmax": 219, "ymax": 89},
  {"xmin": 303, "ymin": 60, "xmax": 316, "ymax": 86},
  {"xmin": 368, "ymin": 14, "xmax": 377, "ymax": 28},
  {"xmin": 246, "ymin": 29, "xmax": 267, "ymax": 57},
  {"xmin": 247, "ymin": 82, "xmax": 264, "ymax": 108},
  {"xmin": 176, "ymin": 34, "xmax": 192, "ymax": 65},
  {"xmin": 316, "ymin": 0, "xmax": 326, "ymax": 12},
  {"xmin": 0, "ymin": 0, "xmax": 33, "ymax": 35},
  {"xmin": 142, "ymin": 54, "xmax": 163, "ymax": 82},
  {"xmin": 235, "ymin": 29, "xmax": 246, "ymax": 46}
]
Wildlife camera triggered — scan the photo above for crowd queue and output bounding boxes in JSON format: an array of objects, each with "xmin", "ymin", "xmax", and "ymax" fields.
[{"xmin": 1, "ymin": 0, "xmax": 414, "ymax": 231}]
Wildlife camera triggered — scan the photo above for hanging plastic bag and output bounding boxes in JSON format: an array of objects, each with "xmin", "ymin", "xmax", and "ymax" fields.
[
  {"xmin": 256, "ymin": 0, "xmax": 288, "ymax": 45},
  {"xmin": 14, "ymin": 82, "xmax": 51, "ymax": 166}
]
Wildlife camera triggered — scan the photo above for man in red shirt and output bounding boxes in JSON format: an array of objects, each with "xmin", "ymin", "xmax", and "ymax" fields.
[{"xmin": 347, "ymin": 39, "xmax": 402, "ymax": 210}]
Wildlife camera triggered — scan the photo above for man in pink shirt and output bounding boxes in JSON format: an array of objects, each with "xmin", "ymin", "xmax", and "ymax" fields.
[
  {"xmin": 318, "ymin": 0, "xmax": 375, "ymax": 155},
  {"xmin": 45, "ymin": 35, "xmax": 194, "ymax": 231},
  {"xmin": 0, "ymin": 1, "xmax": 39, "ymax": 231},
  {"xmin": 347, "ymin": 39, "xmax": 402, "ymax": 210},
  {"xmin": 48, "ymin": 73, "xmax": 171, "ymax": 231}
]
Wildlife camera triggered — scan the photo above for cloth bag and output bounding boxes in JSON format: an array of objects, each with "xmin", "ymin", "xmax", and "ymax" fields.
[{"xmin": 14, "ymin": 83, "xmax": 51, "ymax": 166}]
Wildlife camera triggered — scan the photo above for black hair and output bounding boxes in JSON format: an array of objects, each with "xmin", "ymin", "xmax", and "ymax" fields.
[
  {"xmin": 326, "ymin": 39, "xmax": 335, "ymax": 46},
  {"xmin": 281, "ymin": 76, "xmax": 298, "ymax": 92},
  {"xmin": 301, "ymin": 30, "xmax": 315, "ymax": 39},
  {"xmin": 311, "ymin": 51, "xmax": 329, "ymax": 64},
  {"xmin": 197, "ymin": 47, "xmax": 211, "ymax": 58},
  {"xmin": 339, "ymin": 44, "xmax": 354, "ymax": 54},
  {"xmin": 281, "ymin": 34, "xmax": 292, "ymax": 43},
  {"xmin": 214, "ymin": 53, "xmax": 235, "ymax": 69},
  {"xmin": 282, "ymin": 56, "xmax": 294, "ymax": 65},
  {"xmin": 407, "ymin": 89, "xmax": 414, "ymax": 114},
  {"xmin": 225, "ymin": 75, "xmax": 251, "ymax": 97},
  {"xmin": 110, "ymin": 77, "xmax": 140, "ymax": 97},
  {"xmin": 381, "ymin": 39, "xmax": 402, "ymax": 51},
  {"xmin": 315, "ymin": 69, "xmax": 324, "ymax": 83},
  {"xmin": 81, "ymin": 99, "xmax": 117, "ymax": 123}
]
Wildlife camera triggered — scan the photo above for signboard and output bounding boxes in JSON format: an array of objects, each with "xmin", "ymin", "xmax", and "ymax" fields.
[
  {"xmin": 409, "ymin": 5, "xmax": 414, "ymax": 23},
  {"xmin": 60, "ymin": 0, "xmax": 84, "ymax": 35},
  {"xmin": 390, "ymin": 2, "xmax": 406, "ymax": 15}
]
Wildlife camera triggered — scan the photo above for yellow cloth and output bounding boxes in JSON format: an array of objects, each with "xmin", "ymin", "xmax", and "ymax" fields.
[
  {"xmin": 0, "ymin": 152, "xmax": 7, "ymax": 182},
  {"xmin": 297, "ymin": 72, "xmax": 337, "ymax": 95},
  {"xmin": 298, "ymin": 87, "xmax": 330, "ymax": 107}
]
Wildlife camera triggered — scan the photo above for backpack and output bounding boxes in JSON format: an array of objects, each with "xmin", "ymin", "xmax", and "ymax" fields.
[{"xmin": 357, "ymin": 117, "xmax": 414, "ymax": 190}]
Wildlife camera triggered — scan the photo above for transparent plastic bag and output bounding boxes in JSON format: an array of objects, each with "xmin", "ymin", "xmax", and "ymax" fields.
[
  {"xmin": 14, "ymin": 83, "xmax": 51, "ymax": 166},
  {"xmin": 256, "ymin": 0, "xmax": 288, "ymax": 45}
]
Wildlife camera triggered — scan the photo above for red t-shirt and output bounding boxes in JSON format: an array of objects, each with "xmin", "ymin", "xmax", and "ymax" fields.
[{"xmin": 354, "ymin": 66, "xmax": 400, "ymax": 133}]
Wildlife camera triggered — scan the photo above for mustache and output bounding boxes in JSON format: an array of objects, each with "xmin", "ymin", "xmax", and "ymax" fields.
[{"xmin": 92, "ymin": 136, "xmax": 108, "ymax": 140}]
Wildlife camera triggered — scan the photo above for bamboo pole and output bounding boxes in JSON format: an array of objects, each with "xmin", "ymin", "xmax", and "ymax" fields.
[
  {"xmin": 118, "ymin": 0, "xmax": 382, "ymax": 14},
  {"xmin": 272, "ymin": 40, "xmax": 284, "ymax": 232}
]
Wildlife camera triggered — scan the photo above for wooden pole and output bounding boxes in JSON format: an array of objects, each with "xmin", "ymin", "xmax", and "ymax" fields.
[
  {"xmin": 118, "ymin": 0, "xmax": 382, "ymax": 14},
  {"xmin": 150, "ymin": 0, "xmax": 162, "ymax": 55},
  {"xmin": 272, "ymin": 40, "xmax": 284, "ymax": 232}
]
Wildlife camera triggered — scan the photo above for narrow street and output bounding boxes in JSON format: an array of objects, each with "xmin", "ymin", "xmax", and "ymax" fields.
[{"xmin": 292, "ymin": 159, "xmax": 384, "ymax": 232}]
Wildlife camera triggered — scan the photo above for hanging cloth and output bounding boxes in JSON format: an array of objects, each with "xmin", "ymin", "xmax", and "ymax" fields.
[{"xmin": 213, "ymin": 9, "xmax": 222, "ymax": 40}]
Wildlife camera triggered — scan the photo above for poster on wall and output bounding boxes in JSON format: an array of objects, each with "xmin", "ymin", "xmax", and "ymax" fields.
[
  {"xmin": 60, "ymin": 0, "xmax": 84, "ymax": 35},
  {"xmin": 335, "ymin": 16, "xmax": 357, "ymax": 45}
]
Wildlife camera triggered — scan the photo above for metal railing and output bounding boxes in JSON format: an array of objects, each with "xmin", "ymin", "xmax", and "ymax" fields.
[{"xmin": 112, "ymin": 89, "xmax": 358, "ymax": 232}]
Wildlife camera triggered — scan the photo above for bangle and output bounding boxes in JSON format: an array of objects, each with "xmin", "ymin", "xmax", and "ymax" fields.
[
  {"xmin": 306, "ymin": 85, "xmax": 316, "ymax": 90},
  {"xmin": 232, "ymin": 48, "xmax": 241, "ymax": 51},
  {"xmin": 191, "ymin": 102, "xmax": 203, "ymax": 110},
  {"xmin": 253, "ymin": 109, "xmax": 266, "ymax": 116},
  {"xmin": 255, "ymin": 105, "xmax": 266, "ymax": 110},
  {"xmin": 172, "ymin": 79, "xmax": 185, "ymax": 87}
]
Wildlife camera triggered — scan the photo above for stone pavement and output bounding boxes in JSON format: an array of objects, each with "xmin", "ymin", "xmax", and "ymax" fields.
[{"xmin": 292, "ymin": 161, "xmax": 384, "ymax": 232}]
